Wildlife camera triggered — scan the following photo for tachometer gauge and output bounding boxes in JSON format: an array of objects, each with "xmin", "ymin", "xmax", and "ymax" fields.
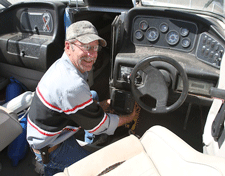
[
  {"xmin": 181, "ymin": 38, "xmax": 191, "ymax": 48},
  {"xmin": 166, "ymin": 30, "xmax": 179, "ymax": 45},
  {"xmin": 134, "ymin": 30, "xmax": 144, "ymax": 40},
  {"xmin": 180, "ymin": 28, "xmax": 189, "ymax": 37},
  {"xmin": 159, "ymin": 23, "xmax": 169, "ymax": 33},
  {"xmin": 139, "ymin": 20, "xmax": 148, "ymax": 31},
  {"xmin": 146, "ymin": 27, "xmax": 159, "ymax": 42}
]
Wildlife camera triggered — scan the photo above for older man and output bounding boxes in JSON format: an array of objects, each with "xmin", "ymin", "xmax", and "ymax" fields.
[{"xmin": 27, "ymin": 20, "xmax": 138, "ymax": 175}]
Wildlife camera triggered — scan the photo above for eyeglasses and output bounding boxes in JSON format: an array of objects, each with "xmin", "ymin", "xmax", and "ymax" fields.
[{"xmin": 71, "ymin": 42, "xmax": 101, "ymax": 52}]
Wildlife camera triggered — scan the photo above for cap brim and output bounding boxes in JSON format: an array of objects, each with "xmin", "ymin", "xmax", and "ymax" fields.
[{"xmin": 76, "ymin": 34, "xmax": 107, "ymax": 47}]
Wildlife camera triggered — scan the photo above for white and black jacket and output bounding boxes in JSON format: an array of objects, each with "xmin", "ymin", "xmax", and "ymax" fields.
[{"xmin": 27, "ymin": 52, "xmax": 119, "ymax": 150}]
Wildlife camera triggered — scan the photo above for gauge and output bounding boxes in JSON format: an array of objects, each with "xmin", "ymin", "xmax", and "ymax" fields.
[
  {"xmin": 146, "ymin": 27, "xmax": 159, "ymax": 42},
  {"xmin": 181, "ymin": 38, "xmax": 191, "ymax": 48},
  {"xmin": 139, "ymin": 20, "xmax": 148, "ymax": 31},
  {"xmin": 134, "ymin": 30, "xmax": 144, "ymax": 40},
  {"xmin": 180, "ymin": 28, "xmax": 189, "ymax": 37},
  {"xmin": 166, "ymin": 30, "xmax": 179, "ymax": 45},
  {"xmin": 159, "ymin": 23, "xmax": 169, "ymax": 33}
]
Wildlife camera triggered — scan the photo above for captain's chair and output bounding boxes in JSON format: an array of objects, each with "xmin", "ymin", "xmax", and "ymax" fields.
[{"xmin": 54, "ymin": 125, "xmax": 225, "ymax": 176}]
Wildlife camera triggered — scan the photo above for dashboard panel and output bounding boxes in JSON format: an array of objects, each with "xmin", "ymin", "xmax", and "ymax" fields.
[
  {"xmin": 112, "ymin": 8, "xmax": 223, "ymax": 105},
  {"xmin": 132, "ymin": 16, "xmax": 198, "ymax": 52}
]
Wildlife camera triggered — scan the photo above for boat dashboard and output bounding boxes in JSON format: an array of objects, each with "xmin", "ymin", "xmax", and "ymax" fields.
[{"xmin": 111, "ymin": 7, "xmax": 224, "ymax": 110}]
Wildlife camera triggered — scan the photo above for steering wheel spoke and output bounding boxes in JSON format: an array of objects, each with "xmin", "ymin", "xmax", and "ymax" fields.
[
  {"xmin": 156, "ymin": 99, "xmax": 167, "ymax": 109},
  {"xmin": 134, "ymin": 85, "xmax": 145, "ymax": 99}
]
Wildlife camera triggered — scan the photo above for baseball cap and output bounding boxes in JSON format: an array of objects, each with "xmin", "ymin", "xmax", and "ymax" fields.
[{"xmin": 66, "ymin": 20, "xmax": 107, "ymax": 47}]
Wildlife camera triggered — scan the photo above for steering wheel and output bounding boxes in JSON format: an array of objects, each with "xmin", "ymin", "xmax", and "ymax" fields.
[{"xmin": 130, "ymin": 55, "xmax": 188, "ymax": 114}]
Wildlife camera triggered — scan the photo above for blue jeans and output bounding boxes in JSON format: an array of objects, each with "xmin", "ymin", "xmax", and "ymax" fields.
[
  {"xmin": 35, "ymin": 135, "xmax": 90, "ymax": 176},
  {"xmin": 34, "ymin": 90, "xmax": 99, "ymax": 175}
]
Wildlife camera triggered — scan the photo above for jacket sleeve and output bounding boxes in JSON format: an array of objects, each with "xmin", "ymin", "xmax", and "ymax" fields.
[{"xmin": 68, "ymin": 101, "xmax": 119, "ymax": 135}]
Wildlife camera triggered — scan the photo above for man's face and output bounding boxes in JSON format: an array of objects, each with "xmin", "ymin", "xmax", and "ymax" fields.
[{"xmin": 65, "ymin": 40, "xmax": 99, "ymax": 73}]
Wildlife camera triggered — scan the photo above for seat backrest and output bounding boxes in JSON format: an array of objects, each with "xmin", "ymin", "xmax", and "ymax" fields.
[
  {"xmin": 0, "ymin": 106, "xmax": 22, "ymax": 151},
  {"xmin": 141, "ymin": 126, "xmax": 225, "ymax": 176},
  {"xmin": 0, "ymin": 91, "xmax": 33, "ymax": 151}
]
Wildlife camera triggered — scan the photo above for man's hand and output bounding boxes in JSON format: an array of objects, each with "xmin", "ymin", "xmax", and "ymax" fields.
[
  {"xmin": 98, "ymin": 99, "xmax": 141, "ymax": 127},
  {"xmin": 118, "ymin": 102, "xmax": 141, "ymax": 127},
  {"xmin": 98, "ymin": 99, "xmax": 114, "ymax": 113}
]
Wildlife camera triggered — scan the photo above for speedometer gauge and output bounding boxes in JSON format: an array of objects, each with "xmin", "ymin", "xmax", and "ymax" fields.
[
  {"xmin": 146, "ymin": 27, "xmax": 159, "ymax": 42},
  {"xmin": 166, "ymin": 30, "xmax": 179, "ymax": 45}
]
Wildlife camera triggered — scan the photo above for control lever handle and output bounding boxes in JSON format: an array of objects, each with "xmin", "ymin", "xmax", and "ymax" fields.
[{"xmin": 210, "ymin": 87, "xmax": 225, "ymax": 100}]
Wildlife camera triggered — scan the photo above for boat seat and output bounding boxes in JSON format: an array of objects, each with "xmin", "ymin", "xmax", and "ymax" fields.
[
  {"xmin": 54, "ymin": 125, "xmax": 225, "ymax": 176},
  {"xmin": 0, "ymin": 106, "xmax": 22, "ymax": 151},
  {"xmin": 0, "ymin": 91, "xmax": 34, "ymax": 151}
]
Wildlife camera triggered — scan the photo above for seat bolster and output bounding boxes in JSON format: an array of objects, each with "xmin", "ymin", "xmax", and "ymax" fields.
[
  {"xmin": 63, "ymin": 135, "xmax": 145, "ymax": 176},
  {"xmin": 2, "ymin": 91, "xmax": 34, "ymax": 114},
  {"xmin": 141, "ymin": 125, "xmax": 225, "ymax": 176}
]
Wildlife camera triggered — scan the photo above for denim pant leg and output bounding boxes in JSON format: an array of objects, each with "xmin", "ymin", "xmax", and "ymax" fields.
[
  {"xmin": 84, "ymin": 90, "xmax": 99, "ymax": 144},
  {"xmin": 34, "ymin": 135, "xmax": 91, "ymax": 176}
]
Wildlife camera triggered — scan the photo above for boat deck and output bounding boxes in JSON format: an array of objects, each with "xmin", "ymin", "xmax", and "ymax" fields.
[{"xmin": 0, "ymin": 147, "xmax": 39, "ymax": 176}]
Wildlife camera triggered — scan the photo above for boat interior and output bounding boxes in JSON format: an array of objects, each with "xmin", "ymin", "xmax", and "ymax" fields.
[{"xmin": 1, "ymin": 0, "xmax": 225, "ymax": 175}]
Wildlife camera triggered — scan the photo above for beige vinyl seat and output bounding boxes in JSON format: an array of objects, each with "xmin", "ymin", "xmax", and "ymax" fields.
[
  {"xmin": 54, "ymin": 125, "xmax": 225, "ymax": 176},
  {"xmin": 0, "ymin": 91, "xmax": 34, "ymax": 151}
]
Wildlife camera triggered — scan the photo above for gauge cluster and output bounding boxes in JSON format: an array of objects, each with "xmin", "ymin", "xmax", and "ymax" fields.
[{"xmin": 132, "ymin": 16, "xmax": 198, "ymax": 52}]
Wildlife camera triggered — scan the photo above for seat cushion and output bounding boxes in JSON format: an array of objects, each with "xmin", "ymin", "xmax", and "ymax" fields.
[
  {"xmin": 61, "ymin": 135, "xmax": 145, "ymax": 176},
  {"xmin": 141, "ymin": 126, "xmax": 225, "ymax": 176},
  {"xmin": 54, "ymin": 125, "xmax": 225, "ymax": 176}
]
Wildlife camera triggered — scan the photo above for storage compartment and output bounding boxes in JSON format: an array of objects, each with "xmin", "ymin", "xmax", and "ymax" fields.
[
  {"xmin": 8, "ymin": 34, "xmax": 47, "ymax": 58},
  {"xmin": 0, "ymin": 33, "xmax": 52, "ymax": 71}
]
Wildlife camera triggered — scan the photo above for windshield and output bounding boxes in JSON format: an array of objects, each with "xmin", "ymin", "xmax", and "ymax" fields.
[
  {"xmin": 1, "ymin": 0, "xmax": 224, "ymax": 17},
  {"xmin": 0, "ymin": 0, "xmax": 83, "ymax": 9},
  {"xmin": 142, "ymin": 0, "xmax": 225, "ymax": 17}
]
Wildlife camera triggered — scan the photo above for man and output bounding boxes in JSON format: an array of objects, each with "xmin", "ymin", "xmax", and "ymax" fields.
[{"xmin": 27, "ymin": 20, "xmax": 139, "ymax": 175}]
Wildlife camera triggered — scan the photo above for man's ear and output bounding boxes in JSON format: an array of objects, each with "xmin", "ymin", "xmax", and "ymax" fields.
[
  {"xmin": 65, "ymin": 41, "xmax": 75, "ymax": 54},
  {"xmin": 65, "ymin": 41, "xmax": 70, "ymax": 50},
  {"xmin": 65, "ymin": 41, "xmax": 73, "ymax": 56}
]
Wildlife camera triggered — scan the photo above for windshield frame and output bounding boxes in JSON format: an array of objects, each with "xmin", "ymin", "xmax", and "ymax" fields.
[{"xmin": 141, "ymin": 0, "xmax": 225, "ymax": 18}]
